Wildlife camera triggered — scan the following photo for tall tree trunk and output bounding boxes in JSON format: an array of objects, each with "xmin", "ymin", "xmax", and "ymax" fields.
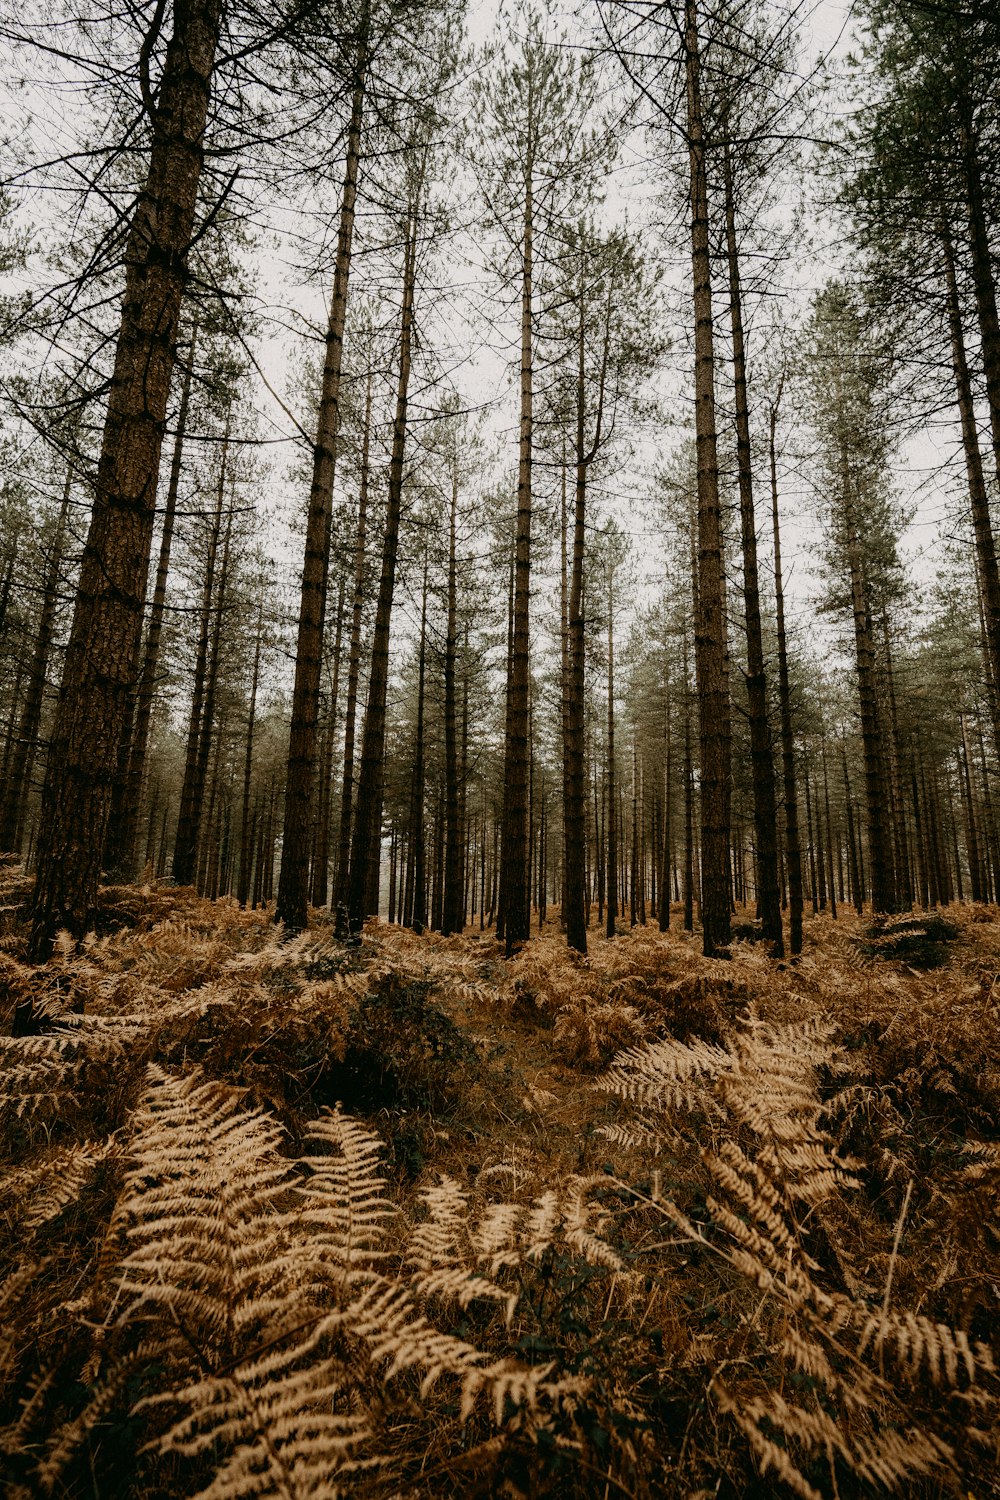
[
  {"xmin": 333, "ymin": 369, "xmax": 372, "ymax": 931},
  {"xmin": 311, "ymin": 575, "xmax": 345, "ymax": 907},
  {"xmin": 843, "ymin": 477, "xmax": 895, "ymax": 913},
  {"xmin": 28, "ymin": 0, "xmax": 223, "ymax": 961},
  {"xmin": 605, "ymin": 583, "xmax": 617, "ymax": 939},
  {"xmin": 770, "ymin": 395, "xmax": 804, "ymax": 953},
  {"xmin": 844, "ymin": 752, "xmax": 863, "ymax": 914},
  {"xmin": 941, "ymin": 225, "xmax": 1000, "ymax": 754},
  {"xmin": 565, "ymin": 306, "xmax": 590, "ymax": 953},
  {"xmin": 961, "ymin": 122, "xmax": 1000, "ymax": 489},
  {"xmin": 496, "ymin": 547, "xmax": 514, "ymax": 944},
  {"xmin": 500, "ymin": 117, "xmax": 534, "ymax": 957},
  {"xmin": 723, "ymin": 142, "xmax": 781, "ymax": 954},
  {"xmin": 881, "ymin": 615, "xmax": 912, "ymax": 908},
  {"xmin": 238, "ymin": 590, "xmax": 265, "ymax": 907},
  {"xmin": 408, "ymin": 552, "xmax": 428, "ymax": 933},
  {"xmin": 685, "ymin": 0, "xmax": 730, "ymax": 955},
  {"xmin": 348, "ymin": 193, "xmax": 419, "ymax": 930},
  {"xmin": 277, "ymin": 36, "xmax": 366, "ymax": 932},
  {"xmin": 960, "ymin": 717, "xmax": 984, "ymax": 901},
  {"xmin": 804, "ymin": 767, "xmax": 818, "ymax": 914},
  {"xmin": 188, "ymin": 501, "xmax": 233, "ymax": 890},
  {"xmin": 106, "ymin": 322, "xmax": 197, "ymax": 878},
  {"xmin": 173, "ymin": 435, "xmax": 227, "ymax": 886},
  {"xmin": 0, "ymin": 467, "xmax": 72, "ymax": 853},
  {"xmin": 658, "ymin": 659, "xmax": 672, "ymax": 931},
  {"xmin": 822, "ymin": 744, "xmax": 837, "ymax": 920},
  {"xmin": 443, "ymin": 458, "xmax": 463, "ymax": 934},
  {"xmin": 458, "ymin": 635, "xmax": 469, "ymax": 929}
]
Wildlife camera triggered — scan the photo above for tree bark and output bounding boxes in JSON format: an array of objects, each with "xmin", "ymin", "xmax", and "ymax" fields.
[
  {"xmin": 237, "ymin": 590, "xmax": 265, "ymax": 906},
  {"xmin": 723, "ymin": 145, "xmax": 782, "ymax": 953},
  {"xmin": 499, "ymin": 111, "xmax": 534, "ymax": 957},
  {"xmin": 28, "ymin": 0, "xmax": 223, "ymax": 961},
  {"xmin": 311, "ymin": 574, "xmax": 345, "ymax": 907},
  {"xmin": 941, "ymin": 226, "xmax": 1000, "ymax": 754},
  {"xmin": 276, "ymin": 35, "xmax": 366, "ymax": 932},
  {"xmin": 769, "ymin": 395, "xmax": 804, "ymax": 953},
  {"xmin": 189, "ymin": 498, "xmax": 232, "ymax": 890},
  {"xmin": 408, "ymin": 551, "xmax": 429, "ymax": 933},
  {"xmin": 333, "ymin": 368, "xmax": 372, "ymax": 931},
  {"xmin": 0, "ymin": 467, "xmax": 72, "ymax": 854},
  {"xmin": 685, "ymin": 0, "xmax": 730, "ymax": 956},
  {"xmin": 843, "ymin": 468, "xmax": 895, "ymax": 914},
  {"xmin": 442, "ymin": 457, "xmax": 463, "ymax": 934},
  {"xmin": 605, "ymin": 578, "xmax": 617, "ymax": 939},
  {"xmin": 348, "ymin": 192, "xmax": 419, "ymax": 930},
  {"xmin": 106, "ymin": 322, "xmax": 198, "ymax": 878},
  {"xmin": 173, "ymin": 425, "xmax": 228, "ymax": 886}
]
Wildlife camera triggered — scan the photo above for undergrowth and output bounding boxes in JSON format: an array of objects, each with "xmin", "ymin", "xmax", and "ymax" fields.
[{"xmin": 0, "ymin": 878, "xmax": 998, "ymax": 1497}]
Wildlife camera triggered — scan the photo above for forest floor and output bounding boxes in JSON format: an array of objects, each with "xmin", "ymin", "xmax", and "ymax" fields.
[{"xmin": 1, "ymin": 872, "xmax": 999, "ymax": 1499}]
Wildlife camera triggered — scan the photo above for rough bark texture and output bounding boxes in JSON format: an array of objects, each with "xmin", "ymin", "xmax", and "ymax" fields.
[
  {"xmin": 723, "ymin": 146, "xmax": 782, "ymax": 954},
  {"xmin": 28, "ymin": 0, "xmax": 223, "ymax": 960},
  {"xmin": 276, "ymin": 41, "xmax": 365, "ymax": 933},
  {"xmin": 685, "ymin": 0, "xmax": 730, "ymax": 956}
]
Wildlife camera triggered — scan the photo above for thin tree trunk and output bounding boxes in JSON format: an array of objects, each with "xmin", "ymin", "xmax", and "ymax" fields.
[
  {"xmin": 173, "ymin": 434, "xmax": 228, "ymax": 886},
  {"xmin": 311, "ymin": 575, "xmax": 345, "ymax": 907},
  {"xmin": 770, "ymin": 393, "xmax": 803, "ymax": 953},
  {"xmin": 333, "ymin": 368, "xmax": 372, "ymax": 931},
  {"xmin": 723, "ymin": 142, "xmax": 782, "ymax": 954},
  {"xmin": 107, "ymin": 321, "xmax": 197, "ymax": 878},
  {"xmin": 685, "ymin": 0, "xmax": 730, "ymax": 955},
  {"xmin": 606, "ymin": 582, "xmax": 617, "ymax": 939},
  {"xmin": 822, "ymin": 745, "xmax": 837, "ymax": 920},
  {"xmin": 844, "ymin": 751, "xmax": 863, "ymax": 914},
  {"xmin": 276, "ymin": 28, "xmax": 366, "ymax": 932},
  {"xmin": 942, "ymin": 224, "xmax": 1000, "ymax": 754},
  {"xmin": 500, "ymin": 111, "xmax": 534, "ymax": 957},
  {"xmin": 0, "ymin": 467, "xmax": 72, "ymax": 853},
  {"xmin": 443, "ymin": 457, "xmax": 463, "ymax": 934},
  {"xmin": 348, "ymin": 190, "xmax": 420, "ymax": 930},
  {"xmin": 840, "ymin": 423, "xmax": 895, "ymax": 913},
  {"xmin": 962, "ymin": 122, "xmax": 1000, "ymax": 490},
  {"xmin": 187, "ymin": 500, "xmax": 232, "ymax": 889},
  {"xmin": 408, "ymin": 551, "xmax": 428, "ymax": 933},
  {"xmin": 960, "ymin": 717, "xmax": 984, "ymax": 901},
  {"xmin": 238, "ymin": 590, "xmax": 264, "ymax": 907}
]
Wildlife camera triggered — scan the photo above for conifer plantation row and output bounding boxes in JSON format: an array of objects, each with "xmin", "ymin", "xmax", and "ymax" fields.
[{"xmin": 0, "ymin": 0, "xmax": 996, "ymax": 966}]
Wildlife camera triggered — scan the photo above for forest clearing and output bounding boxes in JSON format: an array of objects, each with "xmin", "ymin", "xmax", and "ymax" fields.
[{"xmin": 2, "ymin": 0, "xmax": 1000, "ymax": 1492}]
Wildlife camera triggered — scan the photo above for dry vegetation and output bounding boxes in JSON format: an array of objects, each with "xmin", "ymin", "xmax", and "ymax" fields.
[{"xmin": 0, "ymin": 873, "xmax": 998, "ymax": 1498}]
